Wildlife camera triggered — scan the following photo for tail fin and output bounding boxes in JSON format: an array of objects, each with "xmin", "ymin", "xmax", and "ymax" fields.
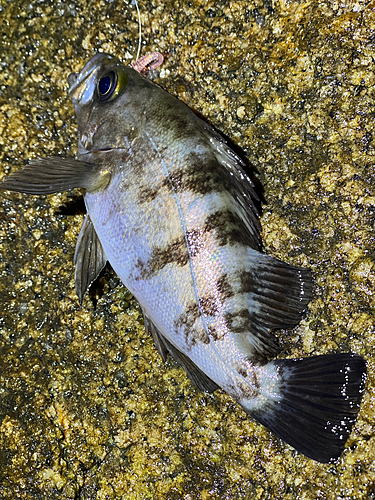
[{"xmin": 249, "ymin": 353, "xmax": 366, "ymax": 462}]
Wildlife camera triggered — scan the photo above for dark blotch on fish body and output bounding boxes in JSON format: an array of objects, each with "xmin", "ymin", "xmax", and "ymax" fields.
[
  {"xmin": 135, "ymin": 237, "xmax": 189, "ymax": 279},
  {"xmin": 204, "ymin": 210, "xmax": 254, "ymax": 247}
]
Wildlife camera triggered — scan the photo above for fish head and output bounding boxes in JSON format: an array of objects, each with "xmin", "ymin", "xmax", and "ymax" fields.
[{"xmin": 68, "ymin": 53, "xmax": 151, "ymax": 160}]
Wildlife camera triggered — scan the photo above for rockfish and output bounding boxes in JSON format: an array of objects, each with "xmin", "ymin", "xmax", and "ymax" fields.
[{"xmin": 0, "ymin": 53, "xmax": 366, "ymax": 462}]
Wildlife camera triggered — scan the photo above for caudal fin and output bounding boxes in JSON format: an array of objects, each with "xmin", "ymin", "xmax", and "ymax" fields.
[{"xmin": 249, "ymin": 353, "xmax": 366, "ymax": 462}]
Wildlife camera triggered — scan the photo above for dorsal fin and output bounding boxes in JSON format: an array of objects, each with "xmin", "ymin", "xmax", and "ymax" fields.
[{"xmin": 201, "ymin": 121, "xmax": 261, "ymax": 250}]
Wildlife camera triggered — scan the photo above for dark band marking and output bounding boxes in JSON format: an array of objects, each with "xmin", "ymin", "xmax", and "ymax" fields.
[
  {"xmin": 236, "ymin": 364, "xmax": 248, "ymax": 378},
  {"xmin": 227, "ymin": 364, "xmax": 262, "ymax": 400},
  {"xmin": 190, "ymin": 328, "xmax": 211, "ymax": 347},
  {"xmin": 204, "ymin": 210, "xmax": 254, "ymax": 247},
  {"xmin": 135, "ymin": 236, "xmax": 189, "ymax": 280},
  {"xmin": 172, "ymin": 273, "xmax": 249, "ymax": 348},
  {"xmin": 234, "ymin": 364, "xmax": 261, "ymax": 394},
  {"xmin": 237, "ymin": 379, "xmax": 259, "ymax": 399},
  {"xmin": 226, "ymin": 381, "xmax": 259, "ymax": 402},
  {"xmin": 174, "ymin": 303, "xmax": 210, "ymax": 348},
  {"xmin": 199, "ymin": 295, "xmax": 219, "ymax": 316},
  {"xmin": 207, "ymin": 325, "xmax": 221, "ymax": 341},
  {"xmin": 138, "ymin": 186, "xmax": 160, "ymax": 203},
  {"xmin": 169, "ymin": 152, "xmax": 230, "ymax": 196},
  {"xmin": 224, "ymin": 309, "xmax": 251, "ymax": 334},
  {"xmin": 134, "ymin": 227, "xmax": 209, "ymax": 280},
  {"xmin": 216, "ymin": 273, "xmax": 235, "ymax": 300},
  {"xmin": 168, "ymin": 113, "xmax": 200, "ymax": 141},
  {"xmin": 186, "ymin": 228, "xmax": 205, "ymax": 257},
  {"xmin": 175, "ymin": 302, "xmax": 200, "ymax": 327},
  {"xmin": 239, "ymin": 271, "xmax": 258, "ymax": 294},
  {"xmin": 136, "ymin": 209, "xmax": 254, "ymax": 280},
  {"xmin": 175, "ymin": 285, "xmax": 234, "ymax": 347},
  {"xmin": 151, "ymin": 98, "xmax": 200, "ymax": 142},
  {"xmin": 137, "ymin": 151, "xmax": 230, "ymax": 204}
]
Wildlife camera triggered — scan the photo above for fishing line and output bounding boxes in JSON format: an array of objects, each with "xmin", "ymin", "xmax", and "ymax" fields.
[{"xmin": 132, "ymin": 0, "xmax": 142, "ymax": 62}]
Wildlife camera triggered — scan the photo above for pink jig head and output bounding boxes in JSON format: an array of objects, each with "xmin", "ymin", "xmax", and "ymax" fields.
[{"xmin": 130, "ymin": 52, "xmax": 164, "ymax": 76}]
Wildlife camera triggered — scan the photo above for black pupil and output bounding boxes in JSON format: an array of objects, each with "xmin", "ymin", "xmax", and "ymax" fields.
[{"xmin": 98, "ymin": 73, "xmax": 114, "ymax": 97}]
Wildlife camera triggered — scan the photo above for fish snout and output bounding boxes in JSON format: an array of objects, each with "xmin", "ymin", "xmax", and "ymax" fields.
[
  {"xmin": 78, "ymin": 133, "xmax": 91, "ymax": 155},
  {"xmin": 68, "ymin": 72, "xmax": 78, "ymax": 89}
]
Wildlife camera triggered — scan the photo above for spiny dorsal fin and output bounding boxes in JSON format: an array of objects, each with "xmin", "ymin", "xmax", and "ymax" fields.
[{"xmin": 201, "ymin": 120, "xmax": 260, "ymax": 249}]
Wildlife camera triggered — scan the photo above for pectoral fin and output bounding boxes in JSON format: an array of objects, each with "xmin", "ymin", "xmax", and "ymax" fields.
[
  {"xmin": 74, "ymin": 213, "xmax": 107, "ymax": 304},
  {"xmin": 0, "ymin": 157, "xmax": 110, "ymax": 194}
]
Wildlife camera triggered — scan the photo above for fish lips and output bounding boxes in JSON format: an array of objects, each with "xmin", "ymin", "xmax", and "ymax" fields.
[{"xmin": 78, "ymin": 144, "xmax": 128, "ymax": 160}]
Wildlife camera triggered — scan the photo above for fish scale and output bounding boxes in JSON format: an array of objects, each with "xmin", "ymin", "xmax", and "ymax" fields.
[{"xmin": 0, "ymin": 52, "xmax": 367, "ymax": 463}]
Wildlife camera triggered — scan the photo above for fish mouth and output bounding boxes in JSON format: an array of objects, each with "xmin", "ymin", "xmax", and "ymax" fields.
[
  {"xmin": 67, "ymin": 72, "xmax": 78, "ymax": 88},
  {"xmin": 79, "ymin": 146, "xmax": 126, "ymax": 156},
  {"xmin": 81, "ymin": 147, "xmax": 120, "ymax": 154},
  {"xmin": 78, "ymin": 116, "xmax": 128, "ymax": 156}
]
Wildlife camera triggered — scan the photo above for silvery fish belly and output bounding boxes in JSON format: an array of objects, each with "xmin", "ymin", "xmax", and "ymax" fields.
[{"xmin": 0, "ymin": 53, "xmax": 366, "ymax": 463}]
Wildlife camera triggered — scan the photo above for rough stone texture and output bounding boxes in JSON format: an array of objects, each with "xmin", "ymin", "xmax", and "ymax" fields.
[{"xmin": 0, "ymin": 0, "xmax": 374, "ymax": 499}]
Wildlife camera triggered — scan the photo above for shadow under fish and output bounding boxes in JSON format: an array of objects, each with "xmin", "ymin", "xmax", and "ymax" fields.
[{"xmin": 0, "ymin": 53, "xmax": 367, "ymax": 463}]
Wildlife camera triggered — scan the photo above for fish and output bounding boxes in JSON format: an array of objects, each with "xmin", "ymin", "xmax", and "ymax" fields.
[{"xmin": 0, "ymin": 53, "xmax": 366, "ymax": 463}]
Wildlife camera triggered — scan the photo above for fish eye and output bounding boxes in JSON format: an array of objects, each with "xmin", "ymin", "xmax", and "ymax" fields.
[
  {"xmin": 96, "ymin": 68, "xmax": 129, "ymax": 102},
  {"xmin": 97, "ymin": 71, "xmax": 117, "ymax": 101}
]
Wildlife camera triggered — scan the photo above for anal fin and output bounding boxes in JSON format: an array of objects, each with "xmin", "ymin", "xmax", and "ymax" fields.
[
  {"xmin": 141, "ymin": 309, "xmax": 219, "ymax": 393},
  {"xmin": 160, "ymin": 334, "xmax": 219, "ymax": 393},
  {"xmin": 142, "ymin": 311, "xmax": 168, "ymax": 362}
]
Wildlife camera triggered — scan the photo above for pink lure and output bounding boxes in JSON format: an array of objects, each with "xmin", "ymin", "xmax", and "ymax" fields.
[{"xmin": 131, "ymin": 52, "xmax": 164, "ymax": 75}]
